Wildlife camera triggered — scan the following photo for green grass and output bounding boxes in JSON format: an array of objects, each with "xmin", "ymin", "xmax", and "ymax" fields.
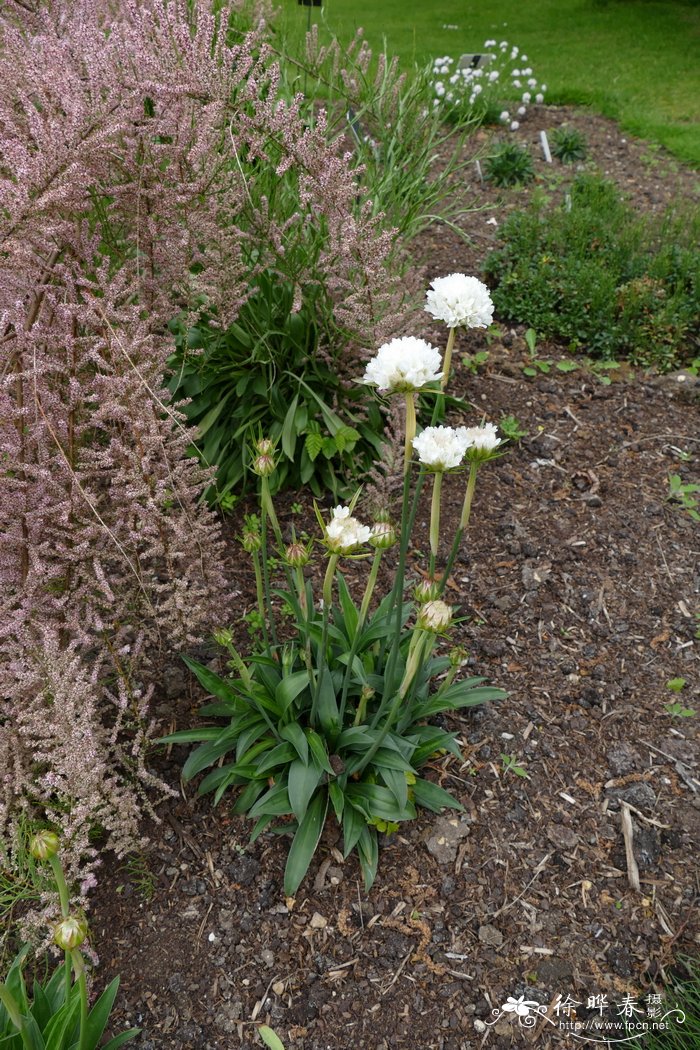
[{"xmin": 278, "ymin": 0, "xmax": 700, "ymax": 166}]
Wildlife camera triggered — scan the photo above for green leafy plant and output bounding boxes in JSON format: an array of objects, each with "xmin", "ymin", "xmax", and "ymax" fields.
[
  {"xmin": 668, "ymin": 474, "xmax": 700, "ymax": 521},
  {"xmin": 164, "ymin": 299, "xmax": 506, "ymax": 896},
  {"xmin": 665, "ymin": 702, "xmax": 696, "ymax": 717},
  {"xmin": 501, "ymin": 753, "xmax": 529, "ymax": 778},
  {"xmin": 666, "ymin": 677, "xmax": 687, "ymax": 693},
  {"xmin": 484, "ymin": 142, "xmax": 535, "ymax": 187},
  {"xmin": 485, "ymin": 175, "xmax": 700, "ymax": 370},
  {"xmin": 168, "ymin": 272, "xmax": 384, "ymax": 502},
  {"xmin": 498, "ymin": 414, "xmax": 528, "ymax": 442},
  {"xmin": 0, "ymin": 833, "xmax": 138, "ymax": 1050},
  {"xmin": 550, "ymin": 126, "xmax": 588, "ymax": 164},
  {"xmin": 461, "ymin": 350, "xmax": 490, "ymax": 374}
]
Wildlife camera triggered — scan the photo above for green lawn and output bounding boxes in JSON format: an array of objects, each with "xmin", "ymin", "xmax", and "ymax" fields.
[{"xmin": 280, "ymin": 0, "xmax": 700, "ymax": 166}]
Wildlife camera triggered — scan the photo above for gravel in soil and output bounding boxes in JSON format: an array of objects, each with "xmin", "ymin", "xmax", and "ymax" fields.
[{"xmin": 91, "ymin": 108, "xmax": 699, "ymax": 1049}]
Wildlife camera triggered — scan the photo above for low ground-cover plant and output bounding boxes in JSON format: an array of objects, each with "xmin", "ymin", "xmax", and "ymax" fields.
[
  {"xmin": 485, "ymin": 175, "xmax": 700, "ymax": 370},
  {"xmin": 0, "ymin": 833, "xmax": 137, "ymax": 1050},
  {"xmin": 164, "ymin": 275, "xmax": 506, "ymax": 895},
  {"xmin": 484, "ymin": 142, "xmax": 536, "ymax": 187},
  {"xmin": 550, "ymin": 126, "xmax": 588, "ymax": 164},
  {"xmin": 431, "ymin": 41, "xmax": 546, "ymax": 130}
]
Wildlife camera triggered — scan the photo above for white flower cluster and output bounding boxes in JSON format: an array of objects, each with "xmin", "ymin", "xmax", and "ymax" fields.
[
  {"xmin": 413, "ymin": 423, "xmax": 502, "ymax": 470},
  {"xmin": 325, "ymin": 506, "xmax": 371, "ymax": 554},
  {"xmin": 425, "ymin": 273, "xmax": 494, "ymax": 330},
  {"xmin": 431, "ymin": 42, "xmax": 546, "ymax": 130},
  {"xmin": 361, "ymin": 336, "xmax": 442, "ymax": 393}
]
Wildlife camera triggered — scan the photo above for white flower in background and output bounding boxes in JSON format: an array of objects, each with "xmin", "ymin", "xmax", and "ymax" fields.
[
  {"xmin": 413, "ymin": 426, "xmax": 472, "ymax": 471},
  {"xmin": 523, "ymin": 66, "xmax": 532, "ymax": 74},
  {"xmin": 435, "ymin": 81, "xmax": 445, "ymax": 96},
  {"xmin": 513, "ymin": 79, "xmax": 522, "ymax": 88},
  {"xmin": 535, "ymin": 92, "xmax": 544, "ymax": 103},
  {"xmin": 510, "ymin": 46, "xmax": 519, "ymax": 57},
  {"xmin": 472, "ymin": 83, "xmax": 482, "ymax": 94},
  {"xmin": 517, "ymin": 106, "xmax": 526, "ymax": 115},
  {"xmin": 510, "ymin": 120, "xmax": 520, "ymax": 130},
  {"xmin": 500, "ymin": 110, "xmax": 510, "ymax": 122},
  {"xmin": 446, "ymin": 91, "xmax": 454, "ymax": 101},
  {"xmin": 484, "ymin": 38, "xmax": 496, "ymax": 47},
  {"xmin": 528, "ymin": 77, "xmax": 537, "ymax": 87},
  {"xmin": 522, "ymin": 91, "xmax": 531, "ymax": 103},
  {"xmin": 325, "ymin": 506, "xmax": 371, "ymax": 553},
  {"xmin": 449, "ymin": 73, "xmax": 459, "ymax": 84},
  {"xmin": 489, "ymin": 70, "xmax": 500, "ymax": 82},
  {"xmin": 512, "ymin": 67, "xmax": 520, "ymax": 76},
  {"xmin": 499, "ymin": 40, "xmax": 508, "ymax": 49},
  {"xmin": 362, "ymin": 337, "xmax": 443, "ymax": 392},
  {"xmin": 461, "ymin": 422, "xmax": 502, "ymax": 458},
  {"xmin": 425, "ymin": 273, "xmax": 494, "ymax": 330},
  {"xmin": 418, "ymin": 599, "xmax": 453, "ymax": 633},
  {"xmin": 541, "ymin": 84, "xmax": 548, "ymax": 92}
]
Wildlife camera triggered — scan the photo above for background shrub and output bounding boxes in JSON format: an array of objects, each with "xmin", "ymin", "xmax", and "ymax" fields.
[
  {"xmin": 484, "ymin": 175, "xmax": 700, "ymax": 369},
  {"xmin": 484, "ymin": 142, "xmax": 535, "ymax": 187}
]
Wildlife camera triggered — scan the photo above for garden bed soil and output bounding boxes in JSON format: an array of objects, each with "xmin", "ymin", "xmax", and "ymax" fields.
[{"xmin": 91, "ymin": 107, "xmax": 700, "ymax": 1049}]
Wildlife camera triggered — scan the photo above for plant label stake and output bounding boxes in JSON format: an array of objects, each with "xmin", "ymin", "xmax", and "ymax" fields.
[
  {"xmin": 540, "ymin": 130, "xmax": 552, "ymax": 163},
  {"xmin": 475, "ymin": 159, "xmax": 483, "ymax": 182},
  {"xmin": 458, "ymin": 53, "xmax": 494, "ymax": 71}
]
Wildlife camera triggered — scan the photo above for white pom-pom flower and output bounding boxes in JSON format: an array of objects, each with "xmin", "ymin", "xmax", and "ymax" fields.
[
  {"xmin": 412, "ymin": 426, "xmax": 472, "ymax": 471},
  {"xmin": 324, "ymin": 506, "xmax": 371, "ymax": 553},
  {"xmin": 362, "ymin": 337, "xmax": 443, "ymax": 393},
  {"xmin": 461, "ymin": 422, "xmax": 503, "ymax": 460},
  {"xmin": 425, "ymin": 273, "xmax": 494, "ymax": 330}
]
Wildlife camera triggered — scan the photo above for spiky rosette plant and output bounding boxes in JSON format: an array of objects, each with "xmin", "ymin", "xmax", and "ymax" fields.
[{"xmin": 165, "ymin": 277, "xmax": 507, "ymax": 895}]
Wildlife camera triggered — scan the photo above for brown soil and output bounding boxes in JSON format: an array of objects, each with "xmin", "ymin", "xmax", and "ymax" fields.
[{"xmin": 91, "ymin": 108, "xmax": 700, "ymax": 1050}]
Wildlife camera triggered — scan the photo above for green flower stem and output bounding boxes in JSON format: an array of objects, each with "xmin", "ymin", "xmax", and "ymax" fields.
[
  {"xmin": 428, "ymin": 471, "xmax": 443, "ymax": 575},
  {"xmin": 438, "ymin": 461, "xmax": 480, "ymax": 599},
  {"xmin": 260, "ymin": 476, "xmax": 282, "ymax": 546},
  {"xmin": 72, "ymin": 951, "xmax": 89, "ymax": 1050},
  {"xmin": 338, "ymin": 549, "xmax": 382, "ymax": 725},
  {"xmin": 251, "ymin": 550, "xmax": 271, "ymax": 650},
  {"xmin": 311, "ymin": 554, "xmax": 338, "ymax": 724},
  {"xmin": 48, "ymin": 854, "xmax": 72, "ymax": 1003},
  {"xmin": 459, "ymin": 460, "xmax": 479, "ymax": 531},
  {"xmin": 296, "ymin": 568, "xmax": 316, "ymax": 690},
  {"xmin": 441, "ymin": 326, "xmax": 457, "ymax": 391},
  {"xmin": 381, "ymin": 468, "xmax": 426, "ymax": 698},
  {"xmin": 259, "ymin": 509, "xmax": 278, "ymax": 649},
  {"xmin": 403, "ymin": 392, "xmax": 416, "ymax": 474},
  {"xmin": 356, "ymin": 631, "xmax": 429, "ymax": 776}
]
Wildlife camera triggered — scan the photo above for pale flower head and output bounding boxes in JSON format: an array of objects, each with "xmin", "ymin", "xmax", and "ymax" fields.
[
  {"xmin": 418, "ymin": 599, "xmax": 453, "ymax": 633},
  {"xmin": 362, "ymin": 337, "xmax": 443, "ymax": 393},
  {"xmin": 425, "ymin": 273, "xmax": 494, "ymax": 330},
  {"xmin": 325, "ymin": 505, "xmax": 371, "ymax": 553},
  {"xmin": 461, "ymin": 422, "xmax": 502, "ymax": 460},
  {"xmin": 412, "ymin": 425, "xmax": 471, "ymax": 471}
]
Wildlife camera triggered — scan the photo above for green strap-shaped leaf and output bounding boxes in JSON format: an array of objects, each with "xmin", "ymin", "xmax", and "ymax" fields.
[
  {"xmin": 101, "ymin": 1028, "xmax": 141, "ymax": 1049},
  {"xmin": 413, "ymin": 778, "xmax": 463, "ymax": 814},
  {"xmin": 280, "ymin": 723, "xmax": 309, "ymax": 764},
  {"xmin": 357, "ymin": 826, "xmax": 379, "ymax": 891},
  {"xmin": 80, "ymin": 978, "xmax": 120, "ymax": 1050},
  {"xmin": 283, "ymin": 790, "xmax": 328, "ymax": 897},
  {"xmin": 275, "ymin": 671, "xmax": 310, "ymax": 714},
  {"xmin": 281, "ymin": 393, "xmax": 300, "ymax": 460},
  {"xmin": 288, "ymin": 760, "xmax": 323, "ymax": 825}
]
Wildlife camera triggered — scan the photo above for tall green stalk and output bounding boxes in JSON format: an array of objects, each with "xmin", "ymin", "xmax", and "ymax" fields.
[{"xmin": 338, "ymin": 548, "xmax": 382, "ymax": 724}]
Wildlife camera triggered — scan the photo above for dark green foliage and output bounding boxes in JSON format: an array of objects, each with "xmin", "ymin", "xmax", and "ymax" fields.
[
  {"xmin": 162, "ymin": 587, "xmax": 504, "ymax": 896},
  {"xmin": 484, "ymin": 175, "xmax": 700, "ymax": 369},
  {"xmin": 484, "ymin": 143, "xmax": 535, "ymax": 187},
  {"xmin": 639, "ymin": 959, "xmax": 700, "ymax": 1049},
  {"xmin": 550, "ymin": 126, "xmax": 588, "ymax": 164},
  {"xmin": 0, "ymin": 947, "xmax": 138, "ymax": 1050},
  {"xmin": 167, "ymin": 272, "xmax": 384, "ymax": 503}
]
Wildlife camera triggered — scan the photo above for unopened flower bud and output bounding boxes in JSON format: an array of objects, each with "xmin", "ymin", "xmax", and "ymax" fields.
[
  {"xmin": 30, "ymin": 830, "xmax": 59, "ymax": 861},
  {"xmin": 449, "ymin": 645, "xmax": 469, "ymax": 667},
  {"xmin": 255, "ymin": 438, "xmax": 275, "ymax": 456},
  {"xmin": 213, "ymin": 628, "xmax": 233, "ymax": 647},
  {"xmin": 417, "ymin": 599, "xmax": 453, "ymax": 633},
  {"xmin": 413, "ymin": 578, "xmax": 440, "ymax": 604},
  {"xmin": 360, "ymin": 685, "xmax": 376, "ymax": 703},
  {"xmin": 252, "ymin": 453, "xmax": 276, "ymax": 477},
  {"xmin": 54, "ymin": 915, "xmax": 88, "ymax": 951},
  {"xmin": 285, "ymin": 541, "xmax": 310, "ymax": 567},
  {"xmin": 241, "ymin": 528, "xmax": 261, "ymax": 553},
  {"xmin": 369, "ymin": 520, "xmax": 397, "ymax": 549}
]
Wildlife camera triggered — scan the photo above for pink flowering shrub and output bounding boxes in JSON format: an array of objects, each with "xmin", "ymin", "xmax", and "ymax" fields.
[{"xmin": 0, "ymin": 0, "xmax": 406, "ymax": 898}]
